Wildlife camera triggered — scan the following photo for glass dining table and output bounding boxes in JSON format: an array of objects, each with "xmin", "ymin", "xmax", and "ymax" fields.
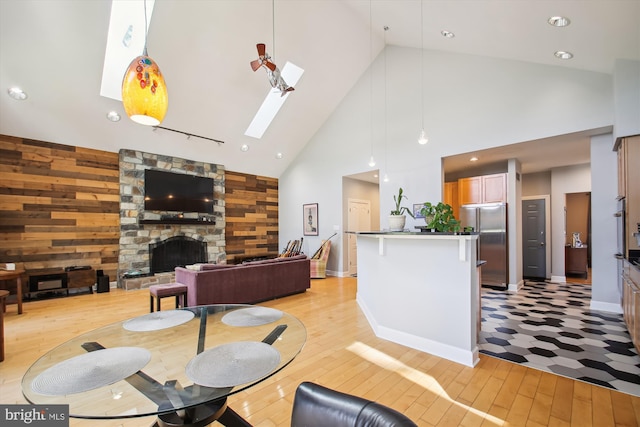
[{"xmin": 22, "ymin": 304, "xmax": 306, "ymax": 427}]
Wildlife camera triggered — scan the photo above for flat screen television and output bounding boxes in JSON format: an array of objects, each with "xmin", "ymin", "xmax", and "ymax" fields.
[{"xmin": 144, "ymin": 169, "xmax": 214, "ymax": 214}]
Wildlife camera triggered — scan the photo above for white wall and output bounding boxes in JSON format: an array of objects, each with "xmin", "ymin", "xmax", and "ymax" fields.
[
  {"xmin": 508, "ymin": 159, "xmax": 523, "ymax": 289},
  {"xmin": 613, "ymin": 59, "xmax": 640, "ymax": 139},
  {"xmin": 280, "ymin": 46, "xmax": 614, "ymax": 276},
  {"xmin": 590, "ymin": 134, "xmax": 621, "ymax": 312},
  {"xmin": 522, "ymin": 172, "xmax": 551, "ymax": 197}
]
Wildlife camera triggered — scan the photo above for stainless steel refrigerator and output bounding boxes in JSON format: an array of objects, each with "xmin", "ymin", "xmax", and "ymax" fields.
[{"xmin": 459, "ymin": 203, "xmax": 508, "ymax": 289}]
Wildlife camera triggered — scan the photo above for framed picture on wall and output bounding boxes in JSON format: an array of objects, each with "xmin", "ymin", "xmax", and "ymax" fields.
[
  {"xmin": 413, "ymin": 204, "xmax": 425, "ymax": 219},
  {"xmin": 303, "ymin": 203, "xmax": 319, "ymax": 236}
]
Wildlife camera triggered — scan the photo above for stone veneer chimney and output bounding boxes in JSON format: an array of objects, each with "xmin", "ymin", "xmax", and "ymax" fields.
[{"xmin": 117, "ymin": 149, "xmax": 225, "ymax": 287}]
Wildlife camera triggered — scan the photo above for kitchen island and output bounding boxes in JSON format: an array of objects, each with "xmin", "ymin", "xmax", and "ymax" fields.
[{"xmin": 356, "ymin": 231, "xmax": 480, "ymax": 367}]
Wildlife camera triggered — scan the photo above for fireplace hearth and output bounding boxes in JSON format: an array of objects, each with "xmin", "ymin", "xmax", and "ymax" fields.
[{"xmin": 149, "ymin": 236, "xmax": 208, "ymax": 275}]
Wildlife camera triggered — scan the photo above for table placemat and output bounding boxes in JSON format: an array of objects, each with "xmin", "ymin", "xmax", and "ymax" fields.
[
  {"xmin": 186, "ymin": 341, "xmax": 280, "ymax": 388},
  {"xmin": 31, "ymin": 347, "xmax": 151, "ymax": 396},
  {"xmin": 221, "ymin": 307, "xmax": 283, "ymax": 327},
  {"xmin": 123, "ymin": 309, "xmax": 195, "ymax": 332}
]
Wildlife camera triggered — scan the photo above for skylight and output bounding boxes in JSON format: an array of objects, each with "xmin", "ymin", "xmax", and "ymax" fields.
[
  {"xmin": 244, "ymin": 62, "xmax": 304, "ymax": 139},
  {"xmin": 100, "ymin": 0, "xmax": 156, "ymax": 101}
]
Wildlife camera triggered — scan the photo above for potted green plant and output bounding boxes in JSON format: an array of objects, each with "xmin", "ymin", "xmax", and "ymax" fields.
[
  {"xmin": 420, "ymin": 202, "xmax": 461, "ymax": 232},
  {"xmin": 389, "ymin": 187, "xmax": 414, "ymax": 231}
]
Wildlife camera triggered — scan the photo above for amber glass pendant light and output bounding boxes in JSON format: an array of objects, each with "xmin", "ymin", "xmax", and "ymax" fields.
[{"xmin": 121, "ymin": 1, "xmax": 168, "ymax": 126}]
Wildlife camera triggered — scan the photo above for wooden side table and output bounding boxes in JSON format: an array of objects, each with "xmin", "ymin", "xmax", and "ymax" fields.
[
  {"xmin": 0, "ymin": 269, "xmax": 25, "ymax": 314},
  {"xmin": 0, "ymin": 289, "xmax": 9, "ymax": 361},
  {"xmin": 565, "ymin": 246, "xmax": 588, "ymax": 278}
]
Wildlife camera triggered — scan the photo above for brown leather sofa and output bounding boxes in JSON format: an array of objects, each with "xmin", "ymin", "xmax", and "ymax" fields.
[{"xmin": 174, "ymin": 254, "xmax": 310, "ymax": 307}]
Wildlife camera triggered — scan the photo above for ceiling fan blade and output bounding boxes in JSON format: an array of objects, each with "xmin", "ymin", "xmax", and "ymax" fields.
[
  {"xmin": 250, "ymin": 59, "xmax": 261, "ymax": 71},
  {"xmin": 265, "ymin": 60, "xmax": 277, "ymax": 72},
  {"xmin": 256, "ymin": 43, "xmax": 266, "ymax": 57}
]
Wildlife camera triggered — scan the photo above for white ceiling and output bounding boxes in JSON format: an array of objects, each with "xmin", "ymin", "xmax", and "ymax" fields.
[{"xmin": 1, "ymin": 1, "xmax": 638, "ymax": 179}]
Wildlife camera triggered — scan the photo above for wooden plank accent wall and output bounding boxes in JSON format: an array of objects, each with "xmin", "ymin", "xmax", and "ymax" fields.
[
  {"xmin": 0, "ymin": 135, "xmax": 120, "ymax": 279},
  {"xmin": 0, "ymin": 134, "xmax": 279, "ymax": 285},
  {"xmin": 225, "ymin": 172, "xmax": 279, "ymax": 262}
]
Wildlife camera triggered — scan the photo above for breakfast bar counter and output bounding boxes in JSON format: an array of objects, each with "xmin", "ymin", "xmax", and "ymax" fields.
[{"xmin": 355, "ymin": 231, "xmax": 480, "ymax": 367}]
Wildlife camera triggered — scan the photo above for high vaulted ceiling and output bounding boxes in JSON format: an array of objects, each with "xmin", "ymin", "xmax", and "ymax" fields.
[{"xmin": 1, "ymin": 1, "xmax": 638, "ymax": 178}]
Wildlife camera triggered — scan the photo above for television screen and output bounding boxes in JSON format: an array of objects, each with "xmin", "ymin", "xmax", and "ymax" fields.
[{"xmin": 144, "ymin": 169, "xmax": 214, "ymax": 214}]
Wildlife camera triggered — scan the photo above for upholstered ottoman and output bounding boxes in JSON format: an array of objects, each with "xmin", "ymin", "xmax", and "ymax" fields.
[{"xmin": 149, "ymin": 283, "xmax": 188, "ymax": 312}]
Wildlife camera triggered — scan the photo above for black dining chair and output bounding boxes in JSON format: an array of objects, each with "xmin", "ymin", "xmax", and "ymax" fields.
[{"xmin": 290, "ymin": 381, "xmax": 418, "ymax": 427}]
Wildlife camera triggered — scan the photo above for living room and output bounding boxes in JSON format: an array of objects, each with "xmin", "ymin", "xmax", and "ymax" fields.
[{"xmin": 1, "ymin": 1, "xmax": 640, "ymax": 426}]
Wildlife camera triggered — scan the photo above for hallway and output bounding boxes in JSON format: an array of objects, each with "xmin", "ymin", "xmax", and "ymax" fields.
[{"xmin": 479, "ymin": 280, "xmax": 640, "ymax": 397}]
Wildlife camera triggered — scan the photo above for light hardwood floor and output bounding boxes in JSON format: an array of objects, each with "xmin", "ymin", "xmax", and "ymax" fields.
[{"xmin": 2, "ymin": 277, "xmax": 639, "ymax": 426}]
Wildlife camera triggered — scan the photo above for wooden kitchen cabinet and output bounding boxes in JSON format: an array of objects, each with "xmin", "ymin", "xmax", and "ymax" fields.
[
  {"xmin": 617, "ymin": 138, "xmax": 627, "ymax": 199},
  {"xmin": 444, "ymin": 181, "xmax": 459, "ymax": 218},
  {"xmin": 618, "ymin": 136, "xmax": 640, "ymax": 354},
  {"xmin": 458, "ymin": 176, "xmax": 482, "ymax": 205},
  {"xmin": 482, "ymin": 173, "xmax": 507, "ymax": 203},
  {"xmin": 616, "ymin": 135, "xmax": 640, "ymax": 255},
  {"xmin": 625, "ymin": 136, "xmax": 640, "ymax": 254},
  {"xmin": 623, "ymin": 261, "xmax": 640, "ymax": 354},
  {"xmin": 635, "ymin": 286, "xmax": 640, "ymax": 352},
  {"xmin": 458, "ymin": 173, "xmax": 507, "ymax": 205}
]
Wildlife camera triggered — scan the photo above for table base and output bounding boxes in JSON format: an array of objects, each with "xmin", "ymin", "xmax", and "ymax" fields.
[{"xmin": 153, "ymin": 400, "xmax": 252, "ymax": 427}]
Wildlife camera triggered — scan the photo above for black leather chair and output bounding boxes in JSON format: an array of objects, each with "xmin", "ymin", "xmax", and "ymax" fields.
[{"xmin": 291, "ymin": 381, "xmax": 418, "ymax": 427}]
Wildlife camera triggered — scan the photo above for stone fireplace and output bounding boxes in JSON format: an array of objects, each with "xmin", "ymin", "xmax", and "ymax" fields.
[
  {"xmin": 149, "ymin": 236, "xmax": 208, "ymax": 274},
  {"xmin": 117, "ymin": 150, "xmax": 225, "ymax": 288}
]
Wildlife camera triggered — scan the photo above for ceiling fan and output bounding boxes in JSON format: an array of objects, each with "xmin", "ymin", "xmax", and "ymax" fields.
[{"xmin": 250, "ymin": 43, "xmax": 294, "ymax": 96}]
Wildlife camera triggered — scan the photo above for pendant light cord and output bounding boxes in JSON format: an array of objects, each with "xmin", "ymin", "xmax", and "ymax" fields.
[
  {"xmin": 272, "ymin": 0, "xmax": 276, "ymax": 59},
  {"xmin": 420, "ymin": 0, "xmax": 424, "ymax": 130},
  {"xmin": 369, "ymin": 0, "xmax": 374, "ymax": 162},
  {"xmin": 143, "ymin": 0, "xmax": 148, "ymax": 56},
  {"xmin": 384, "ymin": 26, "xmax": 388, "ymax": 175}
]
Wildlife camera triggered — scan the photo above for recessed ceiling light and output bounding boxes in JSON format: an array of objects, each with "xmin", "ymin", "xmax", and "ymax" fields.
[
  {"xmin": 441, "ymin": 30, "xmax": 455, "ymax": 38},
  {"xmin": 275, "ymin": 152, "xmax": 283, "ymax": 159},
  {"xmin": 7, "ymin": 87, "xmax": 27, "ymax": 100},
  {"xmin": 470, "ymin": 157, "xmax": 478, "ymax": 162},
  {"xmin": 554, "ymin": 51, "xmax": 574, "ymax": 60},
  {"xmin": 548, "ymin": 16, "xmax": 571, "ymax": 27},
  {"xmin": 106, "ymin": 111, "xmax": 121, "ymax": 122},
  {"xmin": 240, "ymin": 144, "xmax": 249, "ymax": 152}
]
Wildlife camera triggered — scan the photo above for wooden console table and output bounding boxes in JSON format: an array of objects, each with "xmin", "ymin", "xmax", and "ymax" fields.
[
  {"xmin": 0, "ymin": 269, "xmax": 24, "ymax": 314},
  {"xmin": 565, "ymin": 246, "xmax": 588, "ymax": 278},
  {"xmin": 66, "ymin": 268, "xmax": 95, "ymax": 293},
  {"xmin": 0, "ymin": 289, "xmax": 9, "ymax": 361},
  {"xmin": 27, "ymin": 268, "xmax": 95, "ymax": 298}
]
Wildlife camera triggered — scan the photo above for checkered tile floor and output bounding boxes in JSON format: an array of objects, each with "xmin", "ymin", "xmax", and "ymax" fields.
[{"xmin": 479, "ymin": 281, "xmax": 640, "ymax": 397}]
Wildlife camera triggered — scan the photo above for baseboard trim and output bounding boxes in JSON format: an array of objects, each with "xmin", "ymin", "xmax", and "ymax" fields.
[
  {"xmin": 508, "ymin": 280, "xmax": 524, "ymax": 292},
  {"xmin": 590, "ymin": 300, "xmax": 623, "ymax": 314}
]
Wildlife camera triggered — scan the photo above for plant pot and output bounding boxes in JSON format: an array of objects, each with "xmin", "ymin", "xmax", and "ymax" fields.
[
  {"xmin": 389, "ymin": 215, "xmax": 406, "ymax": 232},
  {"xmin": 424, "ymin": 215, "xmax": 434, "ymax": 227}
]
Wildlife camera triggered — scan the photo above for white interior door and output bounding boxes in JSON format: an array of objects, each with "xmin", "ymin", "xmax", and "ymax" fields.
[{"xmin": 348, "ymin": 199, "xmax": 371, "ymax": 276}]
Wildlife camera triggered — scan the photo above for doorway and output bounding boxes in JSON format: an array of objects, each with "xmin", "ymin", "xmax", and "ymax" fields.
[
  {"xmin": 565, "ymin": 192, "xmax": 592, "ymax": 281},
  {"xmin": 522, "ymin": 198, "xmax": 547, "ymax": 279},
  {"xmin": 347, "ymin": 199, "xmax": 371, "ymax": 276},
  {"xmin": 522, "ymin": 195, "xmax": 551, "ymax": 281}
]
